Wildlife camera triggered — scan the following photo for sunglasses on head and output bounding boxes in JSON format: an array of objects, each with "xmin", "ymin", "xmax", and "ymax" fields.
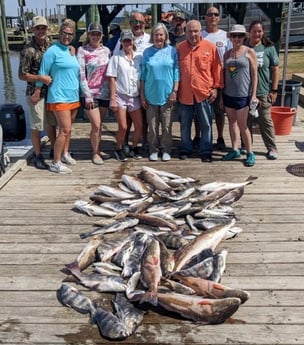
[
  {"xmin": 130, "ymin": 20, "xmax": 144, "ymax": 25},
  {"xmin": 230, "ymin": 33, "xmax": 245, "ymax": 38},
  {"xmin": 206, "ymin": 12, "xmax": 219, "ymax": 17}
]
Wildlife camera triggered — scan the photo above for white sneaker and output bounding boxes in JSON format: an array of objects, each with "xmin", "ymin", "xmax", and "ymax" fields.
[
  {"xmin": 149, "ymin": 152, "xmax": 158, "ymax": 161},
  {"xmin": 49, "ymin": 161, "xmax": 72, "ymax": 174},
  {"xmin": 162, "ymin": 152, "xmax": 171, "ymax": 161},
  {"xmin": 62, "ymin": 152, "xmax": 77, "ymax": 165}
]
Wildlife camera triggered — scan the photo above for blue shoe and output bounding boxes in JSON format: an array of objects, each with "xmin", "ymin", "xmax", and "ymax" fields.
[
  {"xmin": 244, "ymin": 152, "xmax": 255, "ymax": 167},
  {"xmin": 222, "ymin": 149, "xmax": 241, "ymax": 161}
]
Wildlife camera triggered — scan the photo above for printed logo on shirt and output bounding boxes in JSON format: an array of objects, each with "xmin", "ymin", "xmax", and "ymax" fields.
[
  {"xmin": 256, "ymin": 51, "xmax": 264, "ymax": 68},
  {"xmin": 228, "ymin": 60, "xmax": 238, "ymax": 78},
  {"xmin": 216, "ymin": 41, "xmax": 224, "ymax": 48}
]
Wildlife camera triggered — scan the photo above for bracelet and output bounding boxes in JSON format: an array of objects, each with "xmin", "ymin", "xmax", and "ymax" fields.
[{"xmin": 271, "ymin": 89, "xmax": 278, "ymax": 93}]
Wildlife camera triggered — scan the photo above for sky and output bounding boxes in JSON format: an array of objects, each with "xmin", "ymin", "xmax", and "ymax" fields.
[{"xmin": 4, "ymin": 0, "xmax": 58, "ymax": 17}]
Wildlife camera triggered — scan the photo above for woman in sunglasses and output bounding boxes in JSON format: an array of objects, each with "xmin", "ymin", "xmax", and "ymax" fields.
[
  {"xmin": 222, "ymin": 24, "xmax": 258, "ymax": 167},
  {"xmin": 34, "ymin": 19, "xmax": 80, "ymax": 174}
]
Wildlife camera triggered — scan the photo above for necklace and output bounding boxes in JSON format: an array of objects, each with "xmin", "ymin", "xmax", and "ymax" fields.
[{"xmin": 231, "ymin": 47, "xmax": 242, "ymax": 59}]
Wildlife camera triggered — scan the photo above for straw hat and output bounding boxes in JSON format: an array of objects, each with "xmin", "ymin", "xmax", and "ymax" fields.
[{"xmin": 227, "ymin": 24, "xmax": 248, "ymax": 38}]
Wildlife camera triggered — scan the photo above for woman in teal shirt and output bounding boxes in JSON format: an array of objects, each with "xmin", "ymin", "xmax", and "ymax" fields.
[{"xmin": 33, "ymin": 19, "xmax": 80, "ymax": 174}]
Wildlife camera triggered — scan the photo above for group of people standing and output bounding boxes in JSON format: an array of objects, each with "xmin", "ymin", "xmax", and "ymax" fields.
[{"xmin": 19, "ymin": 7, "xmax": 279, "ymax": 174}]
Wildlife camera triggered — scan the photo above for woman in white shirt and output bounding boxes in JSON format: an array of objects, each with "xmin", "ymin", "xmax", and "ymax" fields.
[{"xmin": 107, "ymin": 31, "xmax": 143, "ymax": 161}]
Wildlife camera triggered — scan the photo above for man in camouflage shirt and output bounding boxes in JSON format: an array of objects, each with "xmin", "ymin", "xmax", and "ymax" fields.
[{"xmin": 19, "ymin": 16, "xmax": 56, "ymax": 169}]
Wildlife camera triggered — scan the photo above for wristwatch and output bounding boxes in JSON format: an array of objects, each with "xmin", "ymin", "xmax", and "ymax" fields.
[{"xmin": 271, "ymin": 89, "xmax": 278, "ymax": 93}]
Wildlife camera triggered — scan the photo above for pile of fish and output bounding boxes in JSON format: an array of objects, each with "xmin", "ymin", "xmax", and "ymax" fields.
[{"xmin": 57, "ymin": 166, "xmax": 257, "ymax": 340}]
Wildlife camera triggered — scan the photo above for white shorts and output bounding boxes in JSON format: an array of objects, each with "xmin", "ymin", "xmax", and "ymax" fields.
[{"xmin": 116, "ymin": 92, "xmax": 141, "ymax": 113}]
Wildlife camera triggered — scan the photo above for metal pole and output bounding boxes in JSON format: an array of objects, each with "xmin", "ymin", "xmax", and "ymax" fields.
[{"xmin": 281, "ymin": 0, "xmax": 292, "ymax": 106}]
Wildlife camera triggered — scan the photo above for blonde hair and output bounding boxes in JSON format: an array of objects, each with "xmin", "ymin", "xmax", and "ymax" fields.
[
  {"xmin": 59, "ymin": 18, "xmax": 76, "ymax": 38},
  {"xmin": 149, "ymin": 22, "xmax": 170, "ymax": 46}
]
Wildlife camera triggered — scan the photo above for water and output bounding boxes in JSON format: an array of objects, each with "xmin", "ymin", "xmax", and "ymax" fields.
[{"xmin": 0, "ymin": 51, "xmax": 33, "ymax": 155}]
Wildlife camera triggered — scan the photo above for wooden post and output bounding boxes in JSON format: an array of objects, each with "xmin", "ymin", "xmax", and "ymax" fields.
[{"xmin": 0, "ymin": 0, "xmax": 10, "ymax": 54}]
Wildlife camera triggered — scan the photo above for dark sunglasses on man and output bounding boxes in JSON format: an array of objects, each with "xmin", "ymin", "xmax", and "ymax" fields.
[{"xmin": 130, "ymin": 20, "xmax": 144, "ymax": 25}]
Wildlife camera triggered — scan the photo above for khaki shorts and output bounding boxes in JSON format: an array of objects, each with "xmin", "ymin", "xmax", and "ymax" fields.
[{"xmin": 26, "ymin": 96, "xmax": 57, "ymax": 130}]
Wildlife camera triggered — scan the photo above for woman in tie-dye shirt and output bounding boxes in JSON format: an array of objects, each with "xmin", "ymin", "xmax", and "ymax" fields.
[{"xmin": 77, "ymin": 23, "xmax": 111, "ymax": 165}]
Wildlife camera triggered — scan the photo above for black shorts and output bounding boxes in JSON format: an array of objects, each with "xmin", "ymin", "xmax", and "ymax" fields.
[
  {"xmin": 222, "ymin": 94, "xmax": 250, "ymax": 110},
  {"xmin": 80, "ymin": 98, "xmax": 109, "ymax": 109}
]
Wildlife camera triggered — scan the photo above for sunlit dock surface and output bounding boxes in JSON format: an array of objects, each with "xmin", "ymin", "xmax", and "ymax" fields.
[{"xmin": 1, "ymin": 115, "xmax": 304, "ymax": 344}]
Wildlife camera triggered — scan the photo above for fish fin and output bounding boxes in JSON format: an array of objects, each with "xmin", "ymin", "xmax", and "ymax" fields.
[
  {"xmin": 246, "ymin": 175, "xmax": 258, "ymax": 183},
  {"xmin": 139, "ymin": 291, "xmax": 158, "ymax": 307},
  {"xmin": 198, "ymin": 300, "xmax": 214, "ymax": 305},
  {"xmin": 213, "ymin": 283, "xmax": 226, "ymax": 291}
]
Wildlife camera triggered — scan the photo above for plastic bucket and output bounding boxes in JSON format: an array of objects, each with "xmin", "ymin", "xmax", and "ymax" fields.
[{"xmin": 271, "ymin": 106, "xmax": 296, "ymax": 135}]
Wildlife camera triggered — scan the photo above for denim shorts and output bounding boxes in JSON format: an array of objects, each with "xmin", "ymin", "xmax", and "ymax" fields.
[
  {"xmin": 222, "ymin": 94, "xmax": 250, "ymax": 110},
  {"xmin": 81, "ymin": 98, "xmax": 109, "ymax": 109}
]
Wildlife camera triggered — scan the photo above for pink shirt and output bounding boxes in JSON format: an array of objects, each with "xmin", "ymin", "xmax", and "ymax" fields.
[{"xmin": 177, "ymin": 38, "xmax": 223, "ymax": 105}]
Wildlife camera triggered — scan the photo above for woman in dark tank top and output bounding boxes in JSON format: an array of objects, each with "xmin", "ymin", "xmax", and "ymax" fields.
[{"xmin": 221, "ymin": 24, "xmax": 258, "ymax": 167}]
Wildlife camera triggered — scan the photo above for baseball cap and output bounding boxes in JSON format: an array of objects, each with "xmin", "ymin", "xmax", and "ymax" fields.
[
  {"xmin": 120, "ymin": 31, "xmax": 134, "ymax": 41},
  {"xmin": 173, "ymin": 12, "xmax": 185, "ymax": 20},
  {"xmin": 88, "ymin": 23, "xmax": 103, "ymax": 33},
  {"xmin": 32, "ymin": 16, "xmax": 48, "ymax": 28}
]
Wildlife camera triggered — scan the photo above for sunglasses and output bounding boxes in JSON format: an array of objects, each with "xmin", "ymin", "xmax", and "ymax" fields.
[
  {"xmin": 206, "ymin": 12, "xmax": 219, "ymax": 17},
  {"xmin": 60, "ymin": 31, "xmax": 74, "ymax": 38},
  {"xmin": 230, "ymin": 33, "xmax": 245, "ymax": 38},
  {"xmin": 130, "ymin": 20, "xmax": 144, "ymax": 25}
]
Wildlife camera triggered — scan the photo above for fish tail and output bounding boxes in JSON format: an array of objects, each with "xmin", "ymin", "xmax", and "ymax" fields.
[
  {"xmin": 139, "ymin": 291, "xmax": 158, "ymax": 307},
  {"xmin": 65, "ymin": 261, "xmax": 80, "ymax": 275},
  {"xmin": 79, "ymin": 232, "xmax": 91, "ymax": 239}
]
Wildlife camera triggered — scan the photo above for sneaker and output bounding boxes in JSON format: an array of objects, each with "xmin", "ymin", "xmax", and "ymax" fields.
[
  {"xmin": 122, "ymin": 144, "xmax": 131, "ymax": 157},
  {"xmin": 192, "ymin": 137, "xmax": 201, "ymax": 149},
  {"xmin": 34, "ymin": 154, "xmax": 49, "ymax": 170},
  {"xmin": 222, "ymin": 149, "xmax": 241, "ymax": 161},
  {"xmin": 201, "ymin": 154, "xmax": 212, "ymax": 163},
  {"xmin": 149, "ymin": 152, "xmax": 158, "ymax": 161},
  {"xmin": 214, "ymin": 137, "xmax": 226, "ymax": 151},
  {"xmin": 92, "ymin": 155, "xmax": 104, "ymax": 165},
  {"xmin": 179, "ymin": 153, "xmax": 188, "ymax": 160},
  {"xmin": 162, "ymin": 152, "xmax": 171, "ymax": 161},
  {"xmin": 49, "ymin": 161, "xmax": 72, "ymax": 174},
  {"xmin": 62, "ymin": 152, "xmax": 77, "ymax": 165},
  {"xmin": 49, "ymin": 148, "xmax": 54, "ymax": 159},
  {"xmin": 244, "ymin": 152, "xmax": 255, "ymax": 167},
  {"xmin": 130, "ymin": 147, "xmax": 142, "ymax": 160},
  {"xmin": 266, "ymin": 149, "xmax": 278, "ymax": 160},
  {"xmin": 114, "ymin": 149, "xmax": 128, "ymax": 162},
  {"xmin": 100, "ymin": 152, "xmax": 111, "ymax": 160}
]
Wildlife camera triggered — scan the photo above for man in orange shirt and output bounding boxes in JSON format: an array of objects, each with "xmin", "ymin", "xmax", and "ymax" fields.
[{"xmin": 177, "ymin": 20, "xmax": 223, "ymax": 162}]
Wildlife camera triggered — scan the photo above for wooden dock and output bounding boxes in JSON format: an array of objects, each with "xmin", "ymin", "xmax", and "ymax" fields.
[{"xmin": 1, "ymin": 114, "xmax": 304, "ymax": 344}]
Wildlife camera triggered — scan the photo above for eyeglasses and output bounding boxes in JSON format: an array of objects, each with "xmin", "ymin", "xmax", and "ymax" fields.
[
  {"xmin": 60, "ymin": 31, "xmax": 74, "ymax": 38},
  {"xmin": 206, "ymin": 12, "xmax": 220, "ymax": 17},
  {"xmin": 90, "ymin": 32, "xmax": 102, "ymax": 36},
  {"xmin": 230, "ymin": 33, "xmax": 245, "ymax": 38},
  {"xmin": 130, "ymin": 20, "xmax": 144, "ymax": 25}
]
